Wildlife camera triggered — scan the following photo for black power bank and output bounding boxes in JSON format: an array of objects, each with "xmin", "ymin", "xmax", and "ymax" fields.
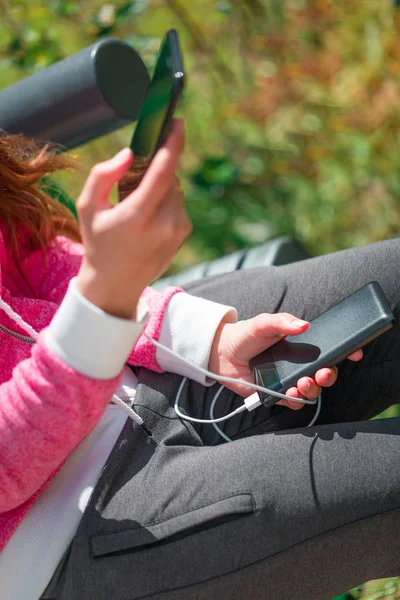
[{"xmin": 250, "ymin": 281, "xmax": 395, "ymax": 408}]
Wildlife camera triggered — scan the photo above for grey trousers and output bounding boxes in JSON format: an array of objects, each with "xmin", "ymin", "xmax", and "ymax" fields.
[{"xmin": 43, "ymin": 239, "xmax": 400, "ymax": 600}]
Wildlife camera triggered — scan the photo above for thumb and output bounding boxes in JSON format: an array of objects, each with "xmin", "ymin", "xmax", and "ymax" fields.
[
  {"xmin": 240, "ymin": 313, "xmax": 309, "ymax": 359},
  {"xmin": 250, "ymin": 312, "xmax": 309, "ymax": 338},
  {"xmin": 273, "ymin": 313, "xmax": 310, "ymax": 336},
  {"xmin": 77, "ymin": 148, "xmax": 133, "ymax": 214}
]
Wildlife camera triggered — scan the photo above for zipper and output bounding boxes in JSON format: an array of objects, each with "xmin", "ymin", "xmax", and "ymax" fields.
[
  {"xmin": 0, "ymin": 316, "xmax": 153, "ymax": 434},
  {"xmin": 0, "ymin": 323, "xmax": 36, "ymax": 344}
]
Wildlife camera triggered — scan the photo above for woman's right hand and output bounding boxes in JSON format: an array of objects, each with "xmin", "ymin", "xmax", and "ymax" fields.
[{"xmin": 75, "ymin": 119, "xmax": 192, "ymax": 319}]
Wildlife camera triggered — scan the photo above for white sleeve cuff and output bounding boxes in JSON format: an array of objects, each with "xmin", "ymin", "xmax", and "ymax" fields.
[
  {"xmin": 157, "ymin": 293, "xmax": 237, "ymax": 386},
  {"xmin": 45, "ymin": 277, "xmax": 148, "ymax": 380}
]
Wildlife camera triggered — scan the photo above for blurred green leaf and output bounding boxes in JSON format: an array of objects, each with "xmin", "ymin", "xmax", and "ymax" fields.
[
  {"xmin": 52, "ymin": 0, "xmax": 79, "ymax": 16},
  {"xmin": 192, "ymin": 156, "xmax": 239, "ymax": 189},
  {"xmin": 215, "ymin": 1, "xmax": 231, "ymax": 15}
]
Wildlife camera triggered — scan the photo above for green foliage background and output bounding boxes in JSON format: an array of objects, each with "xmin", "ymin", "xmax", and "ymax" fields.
[
  {"xmin": 3, "ymin": 0, "xmax": 400, "ymax": 268},
  {"xmin": 0, "ymin": 1, "xmax": 399, "ymax": 598}
]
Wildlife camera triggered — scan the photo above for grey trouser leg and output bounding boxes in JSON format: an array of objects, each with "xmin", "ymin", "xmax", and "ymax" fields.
[
  {"xmin": 42, "ymin": 239, "xmax": 400, "ymax": 600},
  {"xmin": 183, "ymin": 237, "xmax": 400, "ymax": 434}
]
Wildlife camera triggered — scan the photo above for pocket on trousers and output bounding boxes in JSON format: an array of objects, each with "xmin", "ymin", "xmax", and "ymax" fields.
[{"xmin": 91, "ymin": 493, "xmax": 255, "ymax": 558}]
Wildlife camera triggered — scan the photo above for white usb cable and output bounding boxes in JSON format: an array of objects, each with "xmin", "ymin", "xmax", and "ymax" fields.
[
  {"xmin": 143, "ymin": 332, "xmax": 322, "ymax": 441},
  {"xmin": 0, "ymin": 294, "xmax": 322, "ymax": 441}
]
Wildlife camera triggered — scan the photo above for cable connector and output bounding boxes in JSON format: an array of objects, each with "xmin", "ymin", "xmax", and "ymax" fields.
[{"xmin": 244, "ymin": 392, "xmax": 262, "ymax": 412}]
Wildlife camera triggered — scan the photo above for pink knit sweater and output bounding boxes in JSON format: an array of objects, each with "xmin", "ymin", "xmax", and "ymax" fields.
[{"xmin": 0, "ymin": 223, "xmax": 182, "ymax": 550}]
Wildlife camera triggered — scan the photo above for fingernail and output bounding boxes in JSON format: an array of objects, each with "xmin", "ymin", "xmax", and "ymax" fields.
[{"xmin": 291, "ymin": 319, "xmax": 308, "ymax": 329}]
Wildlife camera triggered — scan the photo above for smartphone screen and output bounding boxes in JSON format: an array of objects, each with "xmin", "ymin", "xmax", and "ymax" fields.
[{"xmin": 118, "ymin": 30, "xmax": 184, "ymax": 201}]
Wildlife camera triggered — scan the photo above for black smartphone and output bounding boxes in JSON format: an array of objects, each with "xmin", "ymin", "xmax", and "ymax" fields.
[
  {"xmin": 118, "ymin": 29, "xmax": 184, "ymax": 201},
  {"xmin": 250, "ymin": 281, "xmax": 395, "ymax": 408}
]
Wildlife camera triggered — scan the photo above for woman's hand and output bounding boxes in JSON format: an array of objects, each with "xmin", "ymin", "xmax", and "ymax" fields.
[
  {"xmin": 208, "ymin": 313, "xmax": 363, "ymax": 409},
  {"xmin": 76, "ymin": 119, "xmax": 192, "ymax": 319}
]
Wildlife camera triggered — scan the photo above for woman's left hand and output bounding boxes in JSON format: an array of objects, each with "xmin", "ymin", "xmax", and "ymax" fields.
[{"xmin": 208, "ymin": 313, "xmax": 363, "ymax": 409}]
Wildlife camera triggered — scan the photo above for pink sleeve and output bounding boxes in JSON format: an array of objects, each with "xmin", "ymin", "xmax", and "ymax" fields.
[
  {"xmin": 0, "ymin": 235, "xmax": 184, "ymax": 514},
  {"xmin": 22, "ymin": 236, "xmax": 185, "ymax": 372},
  {"xmin": 127, "ymin": 286, "xmax": 184, "ymax": 372},
  {"xmin": 22, "ymin": 235, "xmax": 84, "ymax": 307},
  {"xmin": 0, "ymin": 332, "xmax": 121, "ymax": 513}
]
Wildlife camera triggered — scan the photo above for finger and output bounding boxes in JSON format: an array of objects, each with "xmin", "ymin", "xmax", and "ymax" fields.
[
  {"xmin": 77, "ymin": 148, "xmax": 133, "ymax": 214},
  {"xmin": 132, "ymin": 119, "xmax": 185, "ymax": 212},
  {"xmin": 347, "ymin": 349, "xmax": 363, "ymax": 361},
  {"xmin": 243, "ymin": 313, "xmax": 309, "ymax": 358},
  {"xmin": 314, "ymin": 366, "xmax": 338, "ymax": 387},
  {"xmin": 162, "ymin": 177, "xmax": 185, "ymax": 210},
  {"xmin": 277, "ymin": 387, "xmax": 305, "ymax": 411},
  {"xmin": 251, "ymin": 312, "xmax": 309, "ymax": 339},
  {"xmin": 156, "ymin": 185, "xmax": 192, "ymax": 249},
  {"xmin": 252, "ymin": 313, "xmax": 308, "ymax": 339},
  {"xmin": 296, "ymin": 376, "xmax": 322, "ymax": 399},
  {"xmin": 156, "ymin": 180, "xmax": 183, "ymax": 224}
]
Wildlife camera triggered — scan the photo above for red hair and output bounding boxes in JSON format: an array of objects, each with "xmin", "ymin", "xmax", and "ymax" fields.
[{"xmin": 0, "ymin": 133, "xmax": 81, "ymax": 258}]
